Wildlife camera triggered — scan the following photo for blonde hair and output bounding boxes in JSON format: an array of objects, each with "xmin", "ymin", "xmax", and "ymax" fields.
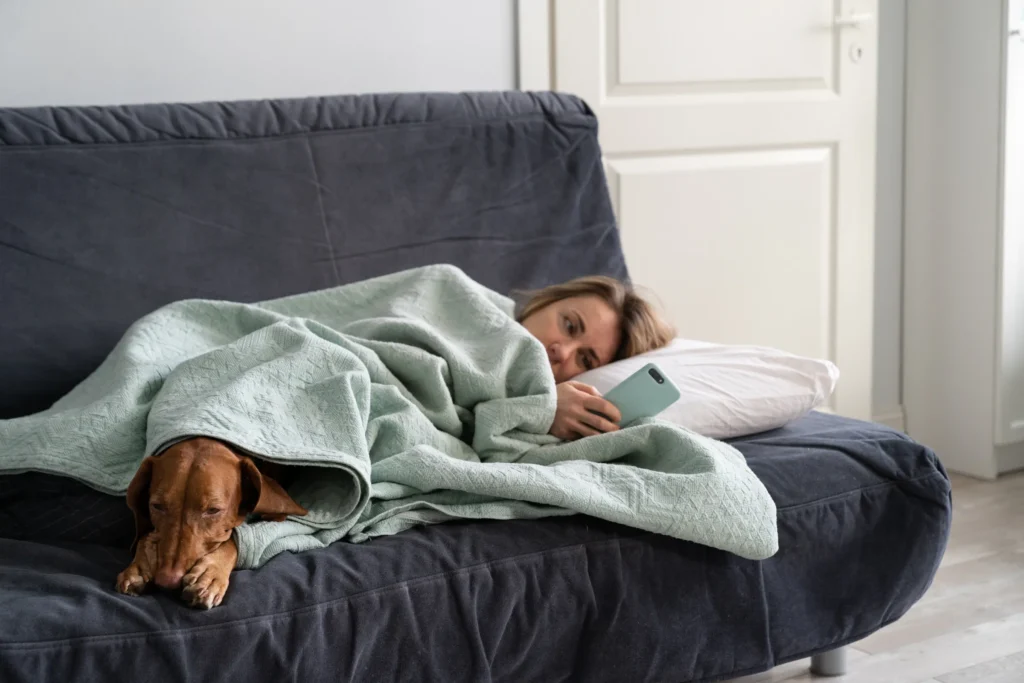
[{"xmin": 516, "ymin": 275, "xmax": 675, "ymax": 361}]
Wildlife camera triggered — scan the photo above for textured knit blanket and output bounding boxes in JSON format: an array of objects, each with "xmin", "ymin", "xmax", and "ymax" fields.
[{"xmin": 0, "ymin": 265, "xmax": 778, "ymax": 567}]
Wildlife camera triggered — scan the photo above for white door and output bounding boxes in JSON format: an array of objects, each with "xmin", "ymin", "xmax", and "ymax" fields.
[{"xmin": 519, "ymin": 0, "xmax": 879, "ymax": 420}]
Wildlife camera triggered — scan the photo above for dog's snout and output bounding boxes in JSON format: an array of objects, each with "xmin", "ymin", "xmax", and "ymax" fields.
[{"xmin": 154, "ymin": 567, "xmax": 185, "ymax": 590}]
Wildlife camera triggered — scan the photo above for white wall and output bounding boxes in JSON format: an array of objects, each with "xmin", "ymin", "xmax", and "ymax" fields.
[{"xmin": 0, "ymin": 0, "xmax": 516, "ymax": 107}]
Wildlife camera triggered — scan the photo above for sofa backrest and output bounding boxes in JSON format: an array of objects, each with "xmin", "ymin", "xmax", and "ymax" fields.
[{"xmin": 0, "ymin": 91, "xmax": 626, "ymax": 417}]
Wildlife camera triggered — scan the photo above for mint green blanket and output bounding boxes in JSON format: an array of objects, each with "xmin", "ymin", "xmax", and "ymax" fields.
[{"xmin": 0, "ymin": 265, "xmax": 778, "ymax": 568}]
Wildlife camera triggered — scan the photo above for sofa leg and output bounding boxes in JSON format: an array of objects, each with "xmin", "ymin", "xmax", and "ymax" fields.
[{"xmin": 810, "ymin": 647, "xmax": 848, "ymax": 676}]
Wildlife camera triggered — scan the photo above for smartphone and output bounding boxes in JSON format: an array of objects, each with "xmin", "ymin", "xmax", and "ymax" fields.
[{"xmin": 601, "ymin": 362, "xmax": 680, "ymax": 427}]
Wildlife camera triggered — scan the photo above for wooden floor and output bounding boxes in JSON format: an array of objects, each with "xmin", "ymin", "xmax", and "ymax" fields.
[{"xmin": 730, "ymin": 471, "xmax": 1024, "ymax": 683}]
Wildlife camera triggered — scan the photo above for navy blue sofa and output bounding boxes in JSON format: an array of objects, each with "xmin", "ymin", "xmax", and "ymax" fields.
[{"xmin": 0, "ymin": 91, "xmax": 951, "ymax": 683}]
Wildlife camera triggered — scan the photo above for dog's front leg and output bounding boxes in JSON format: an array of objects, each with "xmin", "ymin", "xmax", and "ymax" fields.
[
  {"xmin": 115, "ymin": 532, "xmax": 160, "ymax": 596},
  {"xmin": 181, "ymin": 537, "xmax": 237, "ymax": 609}
]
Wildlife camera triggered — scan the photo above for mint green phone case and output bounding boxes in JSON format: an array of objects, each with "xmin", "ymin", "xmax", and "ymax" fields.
[{"xmin": 602, "ymin": 362, "xmax": 681, "ymax": 427}]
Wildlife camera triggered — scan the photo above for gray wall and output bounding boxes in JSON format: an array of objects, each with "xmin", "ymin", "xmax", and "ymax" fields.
[
  {"xmin": 0, "ymin": 0, "xmax": 905, "ymax": 420},
  {"xmin": 0, "ymin": 0, "xmax": 516, "ymax": 107}
]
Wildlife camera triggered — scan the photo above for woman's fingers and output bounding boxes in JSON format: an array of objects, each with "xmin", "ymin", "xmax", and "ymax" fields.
[
  {"xmin": 580, "ymin": 413, "xmax": 620, "ymax": 434},
  {"xmin": 554, "ymin": 427, "xmax": 577, "ymax": 440},
  {"xmin": 550, "ymin": 381, "xmax": 626, "ymax": 440},
  {"xmin": 569, "ymin": 381, "xmax": 602, "ymax": 397},
  {"xmin": 553, "ymin": 415, "xmax": 615, "ymax": 440},
  {"xmin": 571, "ymin": 420, "xmax": 602, "ymax": 438},
  {"xmin": 581, "ymin": 396, "xmax": 622, "ymax": 425}
]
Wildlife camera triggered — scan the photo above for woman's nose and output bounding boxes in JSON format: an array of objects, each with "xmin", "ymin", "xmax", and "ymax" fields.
[{"xmin": 549, "ymin": 343, "xmax": 571, "ymax": 364}]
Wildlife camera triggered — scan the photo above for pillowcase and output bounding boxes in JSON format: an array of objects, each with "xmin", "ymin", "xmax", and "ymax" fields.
[{"xmin": 574, "ymin": 338, "xmax": 839, "ymax": 439}]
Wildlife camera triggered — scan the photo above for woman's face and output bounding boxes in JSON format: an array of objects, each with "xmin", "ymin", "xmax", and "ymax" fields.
[{"xmin": 520, "ymin": 295, "xmax": 621, "ymax": 382}]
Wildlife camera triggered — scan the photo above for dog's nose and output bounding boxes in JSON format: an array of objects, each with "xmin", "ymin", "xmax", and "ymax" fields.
[{"xmin": 154, "ymin": 567, "xmax": 185, "ymax": 590}]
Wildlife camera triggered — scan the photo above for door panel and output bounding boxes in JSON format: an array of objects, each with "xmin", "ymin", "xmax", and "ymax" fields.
[
  {"xmin": 608, "ymin": 148, "xmax": 834, "ymax": 360},
  {"xmin": 615, "ymin": 0, "xmax": 836, "ymax": 92}
]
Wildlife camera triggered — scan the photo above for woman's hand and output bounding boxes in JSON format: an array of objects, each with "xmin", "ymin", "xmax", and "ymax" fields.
[{"xmin": 550, "ymin": 381, "xmax": 622, "ymax": 441}]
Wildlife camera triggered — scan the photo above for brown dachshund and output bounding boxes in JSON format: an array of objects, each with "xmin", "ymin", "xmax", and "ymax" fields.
[{"xmin": 115, "ymin": 437, "xmax": 307, "ymax": 609}]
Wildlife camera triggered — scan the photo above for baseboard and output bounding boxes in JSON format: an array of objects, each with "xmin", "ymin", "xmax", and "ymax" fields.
[{"xmin": 872, "ymin": 406, "xmax": 906, "ymax": 432}]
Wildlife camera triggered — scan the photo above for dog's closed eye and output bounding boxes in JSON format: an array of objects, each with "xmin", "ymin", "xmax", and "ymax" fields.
[
  {"xmin": 204, "ymin": 507, "xmax": 223, "ymax": 516},
  {"xmin": 151, "ymin": 502, "xmax": 167, "ymax": 513}
]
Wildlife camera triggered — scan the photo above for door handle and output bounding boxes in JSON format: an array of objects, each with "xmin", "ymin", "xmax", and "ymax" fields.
[{"xmin": 834, "ymin": 12, "xmax": 873, "ymax": 28}]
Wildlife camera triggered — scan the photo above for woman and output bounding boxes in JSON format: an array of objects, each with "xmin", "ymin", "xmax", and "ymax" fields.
[{"xmin": 517, "ymin": 276, "xmax": 675, "ymax": 441}]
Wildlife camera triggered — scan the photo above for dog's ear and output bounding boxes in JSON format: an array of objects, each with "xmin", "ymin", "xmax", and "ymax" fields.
[
  {"xmin": 126, "ymin": 456, "xmax": 157, "ymax": 552},
  {"xmin": 239, "ymin": 458, "xmax": 308, "ymax": 521}
]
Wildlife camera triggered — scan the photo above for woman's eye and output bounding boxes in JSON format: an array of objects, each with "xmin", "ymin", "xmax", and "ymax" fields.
[{"xmin": 563, "ymin": 316, "xmax": 575, "ymax": 334}]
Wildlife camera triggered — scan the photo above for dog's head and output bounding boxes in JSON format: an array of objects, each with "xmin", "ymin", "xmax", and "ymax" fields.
[{"xmin": 126, "ymin": 438, "xmax": 307, "ymax": 589}]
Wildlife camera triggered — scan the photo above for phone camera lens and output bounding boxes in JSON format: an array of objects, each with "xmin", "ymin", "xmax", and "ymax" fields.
[{"xmin": 649, "ymin": 369, "xmax": 664, "ymax": 384}]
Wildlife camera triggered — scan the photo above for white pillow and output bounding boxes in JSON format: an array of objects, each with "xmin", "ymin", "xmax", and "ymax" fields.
[{"xmin": 574, "ymin": 338, "xmax": 839, "ymax": 439}]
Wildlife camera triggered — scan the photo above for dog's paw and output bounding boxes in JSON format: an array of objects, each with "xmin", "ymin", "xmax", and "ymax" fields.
[
  {"xmin": 115, "ymin": 564, "xmax": 150, "ymax": 596},
  {"xmin": 181, "ymin": 557, "xmax": 230, "ymax": 609}
]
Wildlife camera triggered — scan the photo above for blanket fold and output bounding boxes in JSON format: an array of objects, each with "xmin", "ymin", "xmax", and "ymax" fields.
[{"xmin": 0, "ymin": 265, "xmax": 778, "ymax": 568}]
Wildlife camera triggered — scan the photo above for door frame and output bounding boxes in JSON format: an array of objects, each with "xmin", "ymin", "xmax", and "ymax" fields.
[{"xmin": 517, "ymin": 0, "xmax": 554, "ymax": 90}]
